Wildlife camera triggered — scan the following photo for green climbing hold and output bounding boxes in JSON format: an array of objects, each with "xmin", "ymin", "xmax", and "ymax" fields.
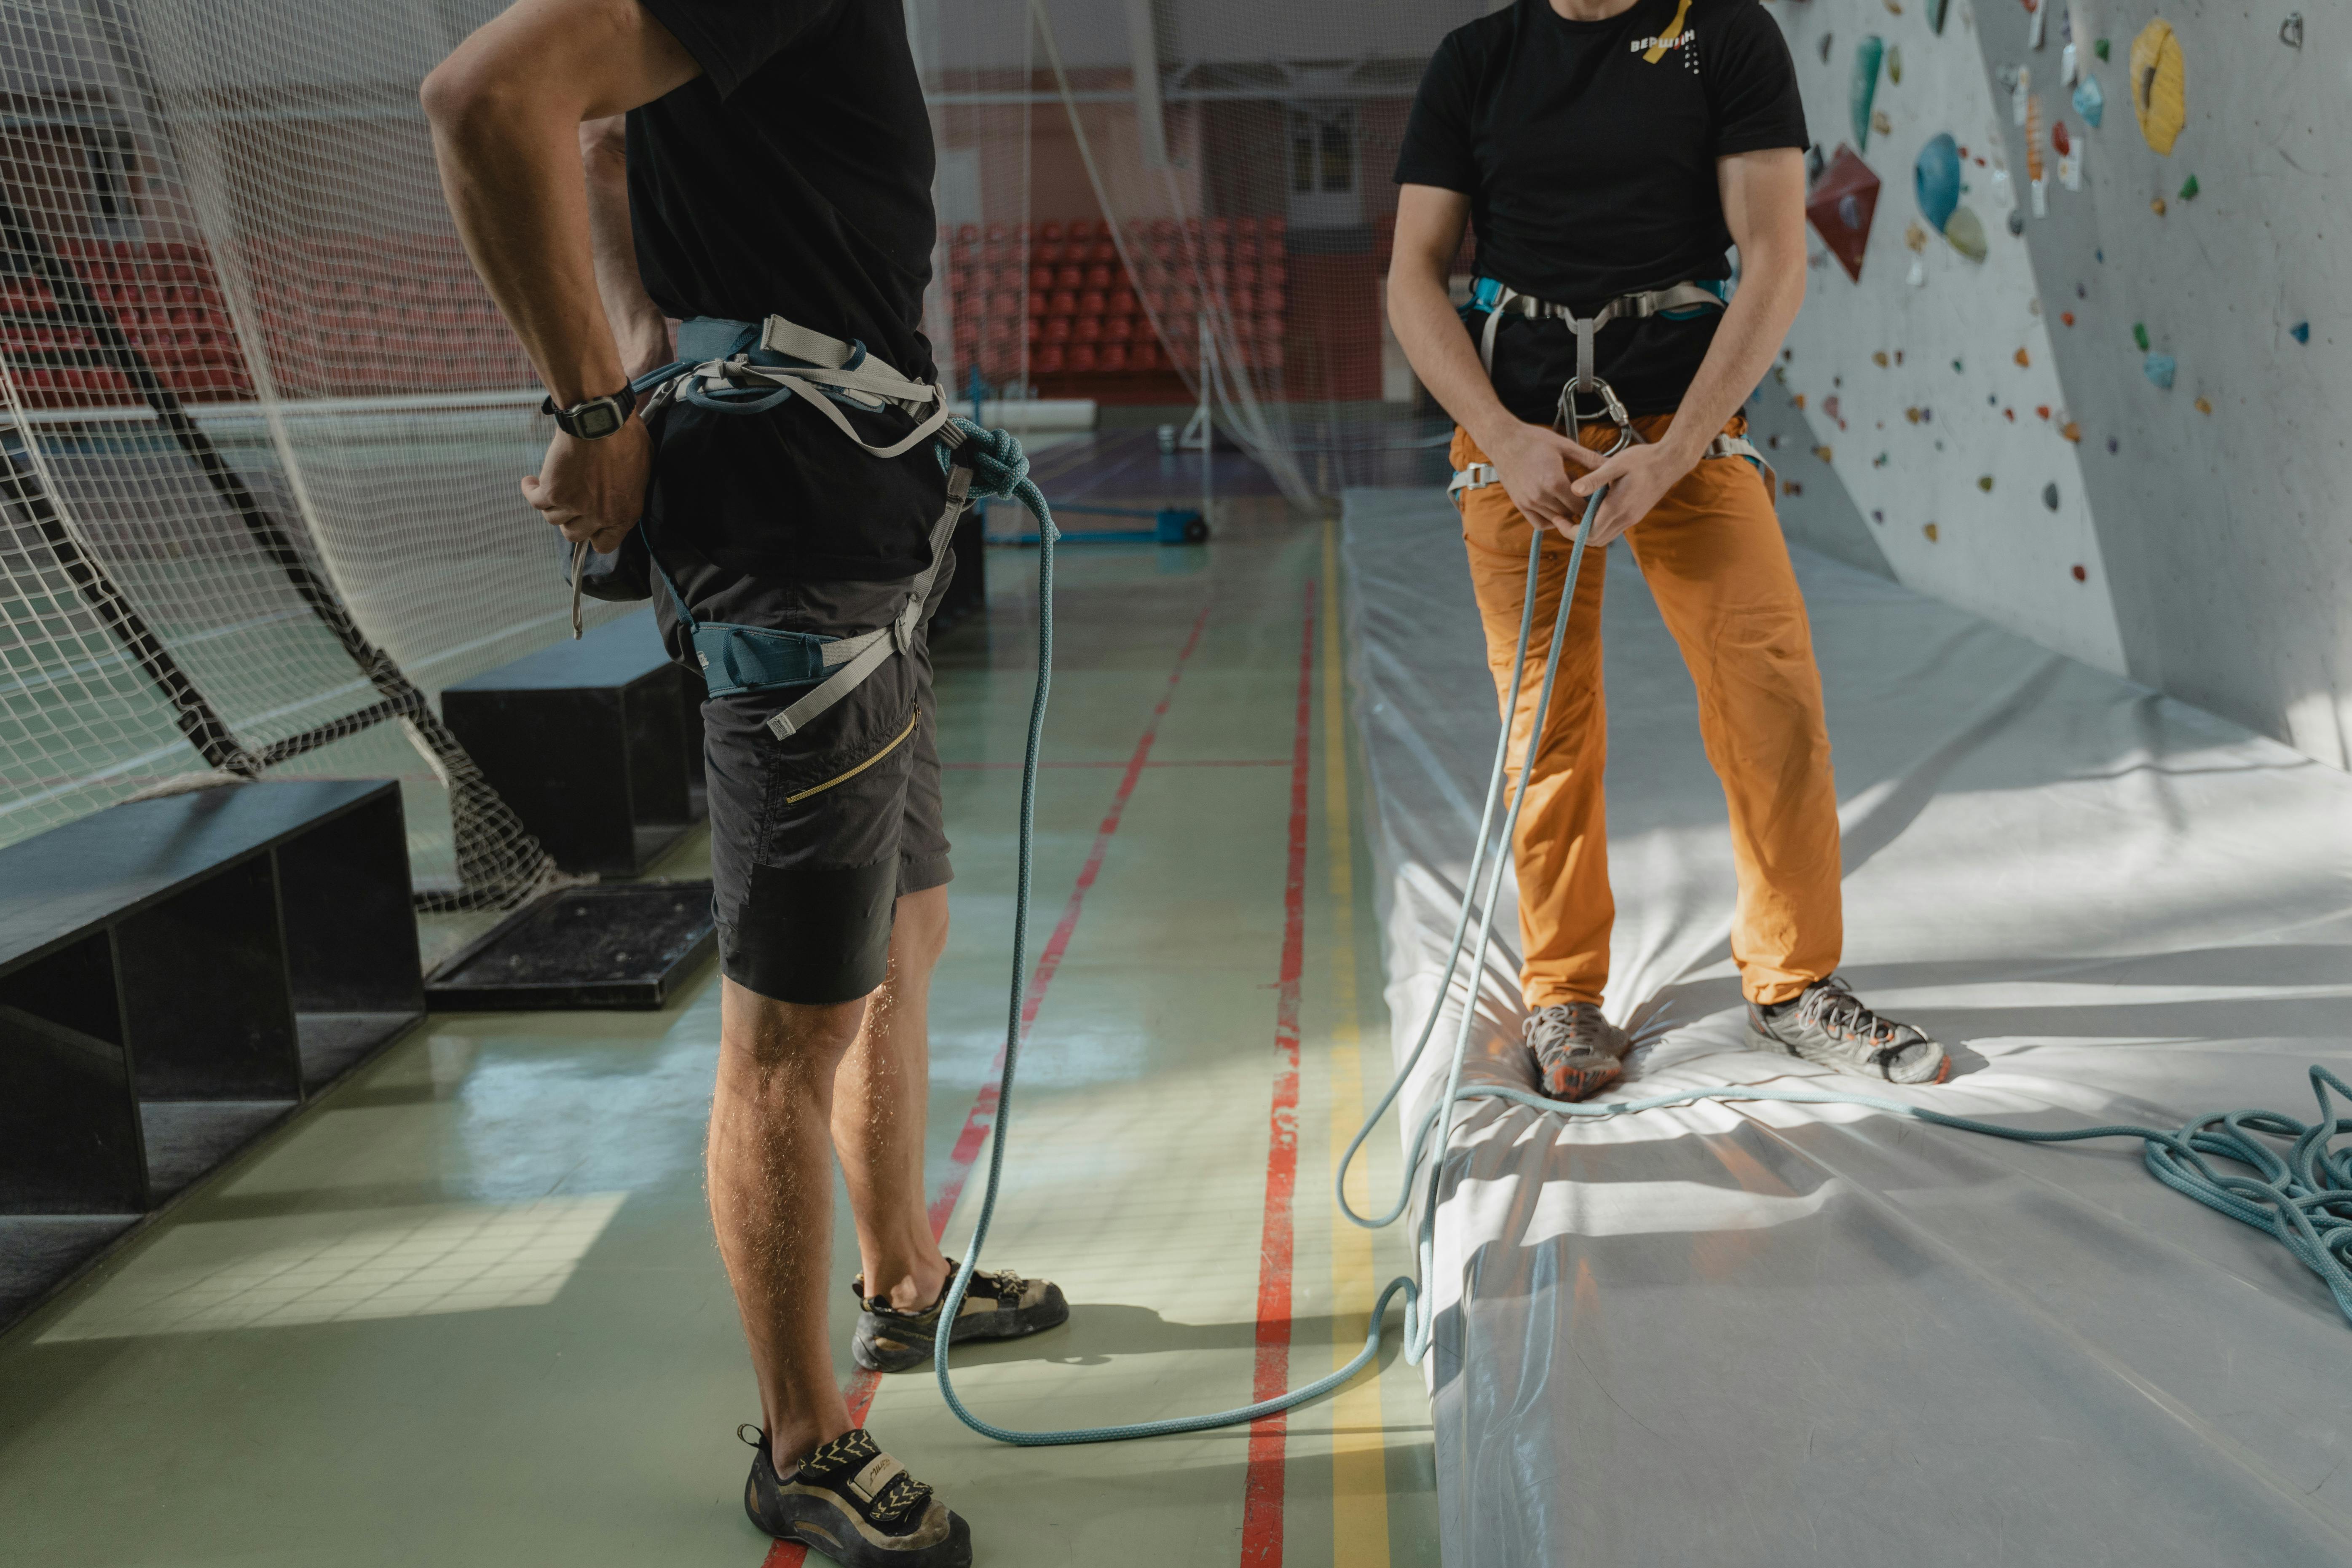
[
  {"xmin": 1977, "ymin": 475, "xmax": 1994, "ymax": 492},
  {"xmin": 2178, "ymin": 174, "xmax": 2199, "ymax": 201},
  {"xmin": 2291, "ymin": 322, "xmax": 2312, "ymax": 345},
  {"xmin": 2132, "ymin": 322, "xmax": 2150, "ymax": 351},
  {"xmin": 1852, "ymin": 37, "xmax": 1885, "ymax": 152},
  {"xmin": 1943, "ymin": 206, "xmax": 1988, "ymax": 262},
  {"xmin": 2094, "ymin": 38, "xmax": 2110, "ymax": 61}
]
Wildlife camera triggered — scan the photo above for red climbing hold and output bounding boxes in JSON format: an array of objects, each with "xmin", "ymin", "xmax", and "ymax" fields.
[
  {"xmin": 2071, "ymin": 565, "xmax": 2087, "ymax": 582},
  {"xmin": 1804, "ymin": 146, "xmax": 1882, "ymax": 282}
]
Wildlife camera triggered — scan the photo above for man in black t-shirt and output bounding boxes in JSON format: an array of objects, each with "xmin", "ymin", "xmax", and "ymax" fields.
[
  {"xmin": 1388, "ymin": 0, "xmax": 1949, "ymax": 1100},
  {"xmin": 425, "ymin": 4, "xmax": 1063, "ymax": 1563}
]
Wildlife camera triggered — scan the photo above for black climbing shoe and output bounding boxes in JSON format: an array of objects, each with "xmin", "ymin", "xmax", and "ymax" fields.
[
  {"xmin": 1746, "ymin": 976, "xmax": 1949, "ymax": 1085},
  {"xmin": 850, "ymin": 1259, "xmax": 1069, "ymax": 1374},
  {"xmin": 741, "ymin": 1426, "xmax": 971, "ymax": 1568},
  {"xmin": 1525, "ymin": 1002, "xmax": 1631, "ymax": 1102}
]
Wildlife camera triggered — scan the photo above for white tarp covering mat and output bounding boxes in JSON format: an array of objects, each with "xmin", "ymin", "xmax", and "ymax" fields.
[{"xmin": 1340, "ymin": 487, "xmax": 2352, "ymax": 1567}]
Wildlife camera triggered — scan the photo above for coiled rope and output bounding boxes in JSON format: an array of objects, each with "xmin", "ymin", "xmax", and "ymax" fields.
[{"xmin": 927, "ymin": 440, "xmax": 2352, "ymax": 1447}]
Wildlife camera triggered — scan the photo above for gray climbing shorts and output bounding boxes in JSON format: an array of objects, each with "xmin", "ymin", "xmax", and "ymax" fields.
[{"xmin": 662, "ymin": 560, "xmax": 956, "ymax": 1006}]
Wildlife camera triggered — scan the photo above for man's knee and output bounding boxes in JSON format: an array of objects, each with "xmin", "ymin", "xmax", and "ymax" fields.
[{"xmin": 721, "ymin": 976, "xmax": 869, "ymax": 1074}]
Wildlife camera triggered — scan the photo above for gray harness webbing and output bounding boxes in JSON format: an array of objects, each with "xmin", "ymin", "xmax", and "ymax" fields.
[
  {"xmin": 632, "ymin": 312, "xmax": 971, "ymax": 741},
  {"xmin": 1475, "ymin": 279, "xmax": 1729, "ymax": 390}
]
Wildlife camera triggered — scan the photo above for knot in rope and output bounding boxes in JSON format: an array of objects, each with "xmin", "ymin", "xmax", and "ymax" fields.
[{"xmin": 940, "ymin": 416, "xmax": 1057, "ymax": 540}]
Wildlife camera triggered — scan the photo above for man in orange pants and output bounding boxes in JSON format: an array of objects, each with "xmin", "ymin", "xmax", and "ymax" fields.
[{"xmin": 1386, "ymin": 0, "xmax": 1947, "ymax": 1100}]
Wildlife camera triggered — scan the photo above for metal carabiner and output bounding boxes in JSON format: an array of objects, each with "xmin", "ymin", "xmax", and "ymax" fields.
[{"xmin": 1555, "ymin": 372, "xmax": 1642, "ymax": 454}]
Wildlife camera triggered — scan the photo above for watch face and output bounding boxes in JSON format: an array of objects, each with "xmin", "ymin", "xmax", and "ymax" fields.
[{"xmin": 576, "ymin": 403, "xmax": 622, "ymax": 439}]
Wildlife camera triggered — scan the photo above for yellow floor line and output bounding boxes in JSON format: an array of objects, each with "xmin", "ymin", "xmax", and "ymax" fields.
[{"xmin": 1324, "ymin": 520, "xmax": 1392, "ymax": 1566}]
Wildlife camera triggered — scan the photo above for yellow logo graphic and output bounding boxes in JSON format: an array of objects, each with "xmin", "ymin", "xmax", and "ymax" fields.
[{"xmin": 1640, "ymin": 0, "xmax": 1695, "ymax": 63}]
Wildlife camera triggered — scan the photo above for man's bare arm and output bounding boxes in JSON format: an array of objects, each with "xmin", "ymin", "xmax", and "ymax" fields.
[
  {"xmin": 580, "ymin": 115, "xmax": 674, "ymax": 379},
  {"xmin": 1569, "ymin": 146, "xmax": 1808, "ymax": 544},
  {"xmin": 1385, "ymin": 182, "xmax": 1598, "ymax": 532},
  {"xmin": 421, "ymin": 0, "xmax": 697, "ymax": 548}
]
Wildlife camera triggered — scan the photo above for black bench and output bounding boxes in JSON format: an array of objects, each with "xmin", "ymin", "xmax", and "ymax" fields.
[
  {"xmin": 0, "ymin": 779, "xmax": 424, "ymax": 1326},
  {"xmin": 440, "ymin": 610, "xmax": 705, "ymax": 877}
]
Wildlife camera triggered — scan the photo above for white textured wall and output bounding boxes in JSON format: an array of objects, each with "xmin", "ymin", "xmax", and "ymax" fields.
[
  {"xmin": 1767, "ymin": 0, "xmax": 2352, "ymax": 766},
  {"xmin": 1768, "ymin": 0, "xmax": 2126, "ymax": 675}
]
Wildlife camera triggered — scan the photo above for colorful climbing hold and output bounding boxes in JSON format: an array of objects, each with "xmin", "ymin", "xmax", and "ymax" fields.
[
  {"xmin": 2106, "ymin": 437, "xmax": 2119, "ymax": 453},
  {"xmin": 1914, "ymin": 134, "xmax": 1961, "ymax": 231},
  {"xmin": 2290, "ymin": 322, "xmax": 2311, "ymax": 345},
  {"xmin": 1873, "ymin": 455, "xmax": 1889, "ymax": 469},
  {"xmin": 2014, "ymin": 347, "xmax": 2031, "ymax": 367},
  {"xmin": 1819, "ymin": 33, "xmax": 1833, "ymax": 65},
  {"xmin": 2178, "ymin": 174, "xmax": 2199, "ymax": 201},
  {"xmin": 2042, "ymin": 482, "xmax": 2060, "ymax": 510},
  {"xmin": 2194, "ymin": 397, "xmax": 2211, "ymax": 415},
  {"xmin": 2052, "ymin": 119, "xmax": 2071, "ymax": 156},
  {"xmin": 1852, "ymin": 37, "xmax": 1885, "ymax": 151},
  {"xmin": 2073, "ymin": 75, "xmax": 2105, "ymax": 129},
  {"xmin": 2072, "ymin": 564, "xmax": 2087, "ymax": 582},
  {"xmin": 1923, "ymin": 523, "xmax": 1940, "ymax": 541},
  {"xmin": 2035, "ymin": 405, "xmax": 2050, "ymax": 420},
  {"xmin": 1926, "ymin": 0, "xmax": 1949, "ymax": 35},
  {"xmin": 1872, "ymin": 109, "xmax": 1893, "ymax": 137},
  {"xmin": 2008, "ymin": 210, "xmax": 2027, "ymax": 236},
  {"xmin": 1873, "ymin": 350, "xmax": 1890, "ymax": 367},
  {"xmin": 2130, "ymin": 20, "xmax": 2187, "ymax": 156},
  {"xmin": 2144, "ymin": 352, "xmax": 2176, "ymax": 389},
  {"xmin": 1977, "ymin": 475, "xmax": 1994, "ymax": 492},
  {"xmin": 1813, "ymin": 445, "xmax": 1834, "ymax": 462},
  {"xmin": 2132, "ymin": 322, "xmax": 2149, "ymax": 351},
  {"xmin": 1945, "ymin": 207, "xmax": 1988, "ymax": 260},
  {"xmin": 2061, "ymin": 311, "xmax": 2076, "ymax": 326},
  {"xmin": 1889, "ymin": 46, "xmax": 1903, "ymax": 84},
  {"xmin": 2060, "ymin": 421, "xmax": 2081, "ymax": 442},
  {"xmin": 1951, "ymin": 359, "xmax": 1963, "ymax": 373},
  {"xmin": 1805, "ymin": 147, "xmax": 1882, "ymax": 282},
  {"xmin": 2281, "ymin": 13, "xmax": 2302, "ymax": 49},
  {"xmin": 2094, "ymin": 38, "xmax": 2110, "ymax": 61}
]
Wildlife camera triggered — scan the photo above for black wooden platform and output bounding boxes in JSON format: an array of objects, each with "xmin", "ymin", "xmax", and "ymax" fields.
[
  {"xmin": 0, "ymin": 779, "xmax": 426, "ymax": 1332},
  {"xmin": 441, "ymin": 611, "xmax": 705, "ymax": 877},
  {"xmin": 425, "ymin": 882, "xmax": 716, "ymax": 1010}
]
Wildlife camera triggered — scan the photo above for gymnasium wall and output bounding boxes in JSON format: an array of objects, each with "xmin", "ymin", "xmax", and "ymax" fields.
[{"xmin": 1766, "ymin": 0, "xmax": 2351, "ymax": 767}]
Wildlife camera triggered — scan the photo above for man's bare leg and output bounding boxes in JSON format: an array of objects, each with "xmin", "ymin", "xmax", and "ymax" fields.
[
  {"xmin": 709, "ymin": 977, "xmax": 865, "ymax": 1466},
  {"xmin": 708, "ymin": 887, "xmax": 953, "ymax": 1466},
  {"xmin": 833, "ymin": 885, "xmax": 953, "ymax": 1313}
]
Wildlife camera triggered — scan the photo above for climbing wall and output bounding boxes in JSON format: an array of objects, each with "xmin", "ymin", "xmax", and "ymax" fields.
[{"xmin": 1766, "ymin": 0, "xmax": 2350, "ymax": 766}]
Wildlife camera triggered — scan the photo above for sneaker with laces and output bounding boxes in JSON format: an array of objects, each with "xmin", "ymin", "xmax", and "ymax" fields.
[
  {"xmin": 741, "ymin": 1426, "xmax": 971, "ymax": 1567},
  {"xmin": 851, "ymin": 1258, "xmax": 1069, "ymax": 1373},
  {"xmin": 1746, "ymin": 976, "xmax": 1949, "ymax": 1085},
  {"xmin": 1524, "ymin": 1002, "xmax": 1631, "ymax": 1102}
]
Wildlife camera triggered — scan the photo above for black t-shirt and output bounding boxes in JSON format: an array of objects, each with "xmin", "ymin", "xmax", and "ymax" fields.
[
  {"xmin": 1395, "ymin": 0, "xmax": 1808, "ymax": 421},
  {"xmin": 630, "ymin": 0, "xmax": 946, "ymax": 583}
]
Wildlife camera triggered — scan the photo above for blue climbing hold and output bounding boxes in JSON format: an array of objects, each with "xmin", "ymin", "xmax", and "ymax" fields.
[
  {"xmin": 2072, "ymin": 75, "xmax": 2104, "ymax": 129},
  {"xmin": 2290, "ymin": 322, "xmax": 2312, "ymax": 345},
  {"xmin": 1852, "ymin": 37, "xmax": 1886, "ymax": 151},
  {"xmin": 2143, "ymin": 352, "xmax": 2177, "ymax": 389},
  {"xmin": 1915, "ymin": 134, "xmax": 1961, "ymax": 232}
]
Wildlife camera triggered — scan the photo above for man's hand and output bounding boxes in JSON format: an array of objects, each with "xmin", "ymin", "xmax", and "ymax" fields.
[
  {"xmin": 523, "ymin": 418, "xmax": 651, "ymax": 553},
  {"xmin": 1485, "ymin": 419, "xmax": 1605, "ymax": 533},
  {"xmin": 1567, "ymin": 434, "xmax": 1704, "ymax": 547}
]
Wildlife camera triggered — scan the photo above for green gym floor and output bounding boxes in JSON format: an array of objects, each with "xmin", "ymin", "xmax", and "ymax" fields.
[{"xmin": 0, "ymin": 496, "xmax": 1442, "ymax": 1568}]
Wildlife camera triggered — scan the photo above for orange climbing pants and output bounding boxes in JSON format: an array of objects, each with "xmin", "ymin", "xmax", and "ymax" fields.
[{"xmin": 1452, "ymin": 415, "xmax": 1842, "ymax": 1008}]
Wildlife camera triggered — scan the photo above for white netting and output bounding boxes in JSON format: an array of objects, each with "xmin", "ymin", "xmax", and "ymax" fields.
[
  {"xmin": 912, "ymin": 0, "xmax": 1487, "ymax": 500},
  {"xmin": 0, "ymin": 0, "xmax": 601, "ymax": 905}
]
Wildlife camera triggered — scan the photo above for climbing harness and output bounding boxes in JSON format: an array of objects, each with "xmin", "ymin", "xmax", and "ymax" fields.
[
  {"xmin": 1449, "ymin": 276, "xmax": 1768, "ymax": 501},
  {"xmin": 564, "ymin": 314, "xmax": 1045, "ymax": 740},
  {"xmin": 930, "ymin": 322, "xmax": 2352, "ymax": 1449}
]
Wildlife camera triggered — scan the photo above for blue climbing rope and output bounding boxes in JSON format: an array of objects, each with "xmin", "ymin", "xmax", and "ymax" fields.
[{"xmin": 928, "ymin": 432, "xmax": 2352, "ymax": 1448}]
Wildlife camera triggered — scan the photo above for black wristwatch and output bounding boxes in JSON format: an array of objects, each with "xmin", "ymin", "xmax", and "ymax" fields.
[{"xmin": 541, "ymin": 383, "xmax": 639, "ymax": 440}]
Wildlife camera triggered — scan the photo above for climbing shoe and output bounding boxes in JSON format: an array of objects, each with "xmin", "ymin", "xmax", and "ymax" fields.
[
  {"xmin": 1746, "ymin": 976, "xmax": 1949, "ymax": 1085},
  {"xmin": 850, "ymin": 1259, "xmax": 1069, "ymax": 1373},
  {"xmin": 741, "ymin": 1426, "xmax": 971, "ymax": 1567},
  {"xmin": 1525, "ymin": 1002, "xmax": 1631, "ymax": 1102}
]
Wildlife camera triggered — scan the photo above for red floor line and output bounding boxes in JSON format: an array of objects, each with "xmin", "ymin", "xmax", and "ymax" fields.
[
  {"xmin": 762, "ymin": 600, "xmax": 1217, "ymax": 1568},
  {"xmin": 1238, "ymin": 577, "xmax": 1318, "ymax": 1568}
]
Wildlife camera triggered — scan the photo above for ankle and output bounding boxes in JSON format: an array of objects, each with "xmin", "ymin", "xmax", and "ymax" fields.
[{"xmin": 865, "ymin": 1253, "xmax": 949, "ymax": 1313}]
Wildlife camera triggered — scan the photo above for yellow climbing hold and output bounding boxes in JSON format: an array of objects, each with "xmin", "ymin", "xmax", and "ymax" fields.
[
  {"xmin": 1873, "ymin": 350, "xmax": 1890, "ymax": 367},
  {"xmin": 1977, "ymin": 476, "xmax": 1994, "ymax": 492},
  {"xmin": 1813, "ymin": 445, "xmax": 1834, "ymax": 462},
  {"xmin": 1923, "ymin": 523, "xmax": 1940, "ymax": 541},
  {"xmin": 2194, "ymin": 396, "xmax": 2212, "ymax": 414},
  {"xmin": 2014, "ymin": 347, "xmax": 2031, "ymax": 367},
  {"xmin": 1904, "ymin": 221, "xmax": 1928, "ymax": 252},
  {"xmin": 2130, "ymin": 19, "xmax": 2187, "ymax": 156},
  {"xmin": 2152, "ymin": 196, "xmax": 2167, "ymax": 216},
  {"xmin": 1793, "ymin": 394, "xmax": 1807, "ymax": 410},
  {"xmin": 2060, "ymin": 421, "xmax": 2081, "ymax": 443}
]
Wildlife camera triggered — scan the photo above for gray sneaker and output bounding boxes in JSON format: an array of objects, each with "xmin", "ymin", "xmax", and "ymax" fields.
[
  {"xmin": 1746, "ymin": 977, "xmax": 1949, "ymax": 1085},
  {"xmin": 1524, "ymin": 1002, "xmax": 1632, "ymax": 1102},
  {"xmin": 850, "ymin": 1259, "xmax": 1069, "ymax": 1373}
]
